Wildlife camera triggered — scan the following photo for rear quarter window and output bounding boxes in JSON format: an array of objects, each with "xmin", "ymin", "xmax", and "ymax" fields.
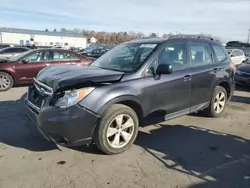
[{"xmin": 212, "ymin": 45, "xmax": 227, "ymax": 63}]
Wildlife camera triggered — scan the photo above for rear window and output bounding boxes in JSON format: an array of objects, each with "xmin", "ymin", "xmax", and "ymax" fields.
[{"xmin": 212, "ymin": 45, "xmax": 227, "ymax": 62}]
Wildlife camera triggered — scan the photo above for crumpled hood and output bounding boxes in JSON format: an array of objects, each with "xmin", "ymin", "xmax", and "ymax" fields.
[{"xmin": 37, "ymin": 65, "xmax": 124, "ymax": 92}]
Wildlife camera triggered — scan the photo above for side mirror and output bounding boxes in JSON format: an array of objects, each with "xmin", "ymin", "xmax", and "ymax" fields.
[
  {"xmin": 156, "ymin": 64, "xmax": 173, "ymax": 75},
  {"xmin": 230, "ymin": 54, "xmax": 235, "ymax": 57},
  {"xmin": 22, "ymin": 59, "xmax": 28, "ymax": 64}
]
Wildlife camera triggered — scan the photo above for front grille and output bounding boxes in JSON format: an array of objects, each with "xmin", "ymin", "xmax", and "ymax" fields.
[{"xmin": 27, "ymin": 80, "xmax": 53, "ymax": 110}]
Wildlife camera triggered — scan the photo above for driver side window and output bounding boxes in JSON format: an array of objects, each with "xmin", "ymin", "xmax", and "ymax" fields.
[
  {"xmin": 25, "ymin": 51, "xmax": 50, "ymax": 63},
  {"xmin": 147, "ymin": 42, "xmax": 188, "ymax": 74}
]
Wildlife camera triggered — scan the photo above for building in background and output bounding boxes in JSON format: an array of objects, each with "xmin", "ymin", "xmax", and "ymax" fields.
[
  {"xmin": 90, "ymin": 37, "xmax": 97, "ymax": 43},
  {"xmin": 0, "ymin": 27, "xmax": 87, "ymax": 49}
]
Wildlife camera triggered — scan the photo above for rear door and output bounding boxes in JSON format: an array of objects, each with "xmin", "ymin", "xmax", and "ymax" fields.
[
  {"xmin": 14, "ymin": 50, "xmax": 51, "ymax": 83},
  {"xmin": 188, "ymin": 41, "xmax": 217, "ymax": 111},
  {"xmin": 47, "ymin": 50, "xmax": 81, "ymax": 67}
]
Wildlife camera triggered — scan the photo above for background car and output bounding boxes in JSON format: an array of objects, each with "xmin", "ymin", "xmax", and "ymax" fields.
[
  {"xmin": 228, "ymin": 49, "xmax": 247, "ymax": 66},
  {"xmin": 0, "ymin": 43, "xmax": 16, "ymax": 49},
  {"xmin": 226, "ymin": 41, "xmax": 250, "ymax": 48},
  {"xmin": 0, "ymin": 48, "xmax": 95, "ymax": 91},
  {"xmin": 235, "ymin": 59, "xmax": 250, "ymax": 86},
  {"xmin": 83, "ymin": 48, "xmax": 109, "ymax": 58},
  {"xmin": 0, "ymin": 47, "xmax": 30, "ymax": 59}
]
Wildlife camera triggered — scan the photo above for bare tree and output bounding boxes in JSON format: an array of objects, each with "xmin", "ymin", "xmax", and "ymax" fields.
[
  {"xmin": 136, "ymin": 32, "xmax": 145, "ymax": 38},
  {"xmin": 60, "ymin": 28, "xmax": 67, "ymax": 32},
  {"xmin": 149, "ymin": 33, "xmax": 157, "ymax": 38}
]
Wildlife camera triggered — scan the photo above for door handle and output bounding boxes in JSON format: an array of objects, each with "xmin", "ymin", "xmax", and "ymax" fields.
[
  {"xmin": 213, "ymin": 68, "xmax": 218, "ymax": 71},
  {"xmin": 45, "ymin": 63, "xmax": 50, "ymax": 67},
  {"xmin": 184, "ymin": 75, "xmax": 191, "ymax": 81},
  {"xmin": 213, "ymin": 67, "xmax": 222, "ymax": 72}
]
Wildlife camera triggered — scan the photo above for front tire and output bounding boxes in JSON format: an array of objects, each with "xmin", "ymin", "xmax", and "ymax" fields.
[
  {"xmin": 0, "ymin": 72, "xmax": 14, "ymax": 92},
  {"xmin": 94, "ymin": 104, "xmax": 139, "ymax": 155},
  {"xmin": 205, "ymin": 86, "xmax": 227, "ymax": 117}
]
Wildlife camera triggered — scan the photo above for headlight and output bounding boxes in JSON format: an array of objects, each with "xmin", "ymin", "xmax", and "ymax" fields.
[
  {"xmin": 235, "ymin": 70, "xmax": 242, "ymax": 75},
  {"xmin": 54, "ymin": 87, "xmax": 95, "ymax": 108}
]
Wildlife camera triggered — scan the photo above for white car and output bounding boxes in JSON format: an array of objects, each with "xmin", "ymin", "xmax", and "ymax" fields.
[{"xmin": 228, "ymin": 49, "xmax": 247, "ymax": 66}]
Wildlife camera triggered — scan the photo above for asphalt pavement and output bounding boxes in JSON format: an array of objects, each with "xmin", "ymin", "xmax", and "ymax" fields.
[{"xmin": 0, "ymin": 86, "xmax": 250, "ymax": 188}]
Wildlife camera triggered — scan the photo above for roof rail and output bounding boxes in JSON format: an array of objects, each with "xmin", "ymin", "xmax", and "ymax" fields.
[{"xmin": 169, "ymin": 35, "xmax": 214, "ymax": 41}]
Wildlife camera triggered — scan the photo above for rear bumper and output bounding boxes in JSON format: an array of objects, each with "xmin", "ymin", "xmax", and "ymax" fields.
[{"xmin": 24, "ymin": 99, "xmax": 99, "ymax": 147}]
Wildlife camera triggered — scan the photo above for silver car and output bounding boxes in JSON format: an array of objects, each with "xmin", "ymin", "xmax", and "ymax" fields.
[
  {"xmin": 0, "ymin": 47, "xmax": 30, "ymax": 59},
  {"xmin": 228, "ymin": 49, "xmax": 247, "ymax": 66}
]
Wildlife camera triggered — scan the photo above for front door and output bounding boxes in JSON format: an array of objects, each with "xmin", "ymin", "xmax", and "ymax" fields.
[
  {"xmin": 14, "ymin": 50, "xmax": 51, "ymax": 84},
  {"xmin": 143, "ymin": 42, "xmax": 191, "ymax": 121}
]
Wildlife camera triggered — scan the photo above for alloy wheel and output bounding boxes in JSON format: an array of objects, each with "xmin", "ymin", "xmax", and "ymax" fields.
[
  {"xmin": 106, "ymin": 114, "xmax": 135, "ymax": 148},
  {"xmin": 0, "ymin": 75, "xmax": 11, "ymax": 90},
  {"xmin": 214, "ymin": 91, "xmax": 226, "ymax": 113}
]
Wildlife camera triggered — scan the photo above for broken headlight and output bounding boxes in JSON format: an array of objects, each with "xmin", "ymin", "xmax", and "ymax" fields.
[{"xmin": 54, "ymin": 87, "xmax": 95, "ymax": 108}]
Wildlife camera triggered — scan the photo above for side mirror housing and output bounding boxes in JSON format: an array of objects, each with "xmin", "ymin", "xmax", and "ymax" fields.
[
  {"xmin": 156, "ymin": 64, "xmax": 173, "ymax": 75},
  {"xmin": 22, "ymin": 59, "xmax": 28, "ymax": 64},
  {"xmin": 230, "ymin": 54, "xmax": 235, "ymax": 57}
]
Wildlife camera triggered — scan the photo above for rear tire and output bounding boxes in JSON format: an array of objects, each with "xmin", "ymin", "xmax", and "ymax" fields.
[
  {"xmin": 94, "ymin": 104, "xmax": 139, "ymax": 155},
  {"xmin": 205, "ymin": 86, "xmax": 227, "ymax": 117},
  {"xmin": 0, "ymin": 72, "xmax": 14, "ymax": 92}
]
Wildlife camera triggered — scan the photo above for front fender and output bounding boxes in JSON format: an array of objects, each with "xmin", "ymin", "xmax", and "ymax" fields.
[
  {"xmin": 97, "ymin": 95, "xmax": 141, "ymax": 114},
  {"xmin": 79, "ymin": 82, "xmax": 143, "ymax": 115}
]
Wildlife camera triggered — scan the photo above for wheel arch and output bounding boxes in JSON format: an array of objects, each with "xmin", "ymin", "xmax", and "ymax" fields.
[
  {"xmin": 98, "ymin": 95, "xmax": 144, "ymax": 125},
  {"xmin": 215, "ymin": 80, "xmax": 231, "ymax": 99}
]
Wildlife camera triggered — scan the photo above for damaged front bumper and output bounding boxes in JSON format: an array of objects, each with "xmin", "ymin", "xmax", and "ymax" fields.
[{"xmin": 24, "ymin": 97, "xmax": 99, "ymax": 147}]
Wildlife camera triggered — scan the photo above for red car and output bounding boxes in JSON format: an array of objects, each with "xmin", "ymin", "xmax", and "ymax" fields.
[{"xmin": 0, "ymin": 48, "xmax": 95, "ymax": 91}]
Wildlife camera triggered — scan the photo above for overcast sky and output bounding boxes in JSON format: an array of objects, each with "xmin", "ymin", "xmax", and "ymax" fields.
[{"xmin": 0, "ymin": 0, "xmax": 249, "ymax": 41}]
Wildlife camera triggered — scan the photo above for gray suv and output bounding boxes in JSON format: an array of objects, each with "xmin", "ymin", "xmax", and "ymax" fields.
[{"xmin": 25, "ymin": 35, "xmax": 235, "ymax": 154}]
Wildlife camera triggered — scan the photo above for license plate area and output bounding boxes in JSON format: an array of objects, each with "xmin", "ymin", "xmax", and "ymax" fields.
[{"xmin": 27, "ymin": 86, "xmax": 47, "ymax": 110}]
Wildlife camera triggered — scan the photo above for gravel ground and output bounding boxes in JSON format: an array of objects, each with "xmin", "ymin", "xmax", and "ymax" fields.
[{"xmin": 0, "ymin": 86, "xmax": 250, "ymax": 188}]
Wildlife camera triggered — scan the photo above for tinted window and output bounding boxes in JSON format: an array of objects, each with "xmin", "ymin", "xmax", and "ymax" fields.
[
  {"xmin": 212, "ymin": 45, "xmax": 227, "ymax": 62},
  {"xmin": 13, "ymin": 48, "xmax": 29, "ymax": 53},
  {"xmin": 25, "ymin": 51, "xmax": 50, "ymax": 62},
  {"xmin": 148, "ymin": 42, "xmax": 188, "ymax": 73},
  {"xmin": 0, "ymin": 45, "xmax": 10, "ymax": 49},
  {"xmin": 2, "ymin": 48, "xmax": 16, "ymax": 53},
  {"xmin": 52, "ymin": 51, "xmax": 77, "ymax": 61},
  {"xmin": 189, "ymin": 42, "xmax": 213, "ymax": 67}
]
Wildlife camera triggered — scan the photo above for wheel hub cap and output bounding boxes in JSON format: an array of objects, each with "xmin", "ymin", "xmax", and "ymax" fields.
[
  {"xmin": 0, "ymin": 75, "xmax": 10, "ymax": 90},
  {"xmin": 214, "ymin": 91, "xmax": 226, "ymax": 113},
  {"xmin": 107, "ymin": 114, "xmax": 135, "ymax": 149}
]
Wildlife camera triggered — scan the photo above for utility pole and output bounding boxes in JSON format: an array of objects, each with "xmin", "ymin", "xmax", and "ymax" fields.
[{"xmin": 248, "ymin": 29, "xmax": 250, "ymax": 43}]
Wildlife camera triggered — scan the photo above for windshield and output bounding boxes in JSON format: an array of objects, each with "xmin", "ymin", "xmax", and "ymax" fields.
[
  {"xmin": 8, "ymin": 50, "xmax": 32, "ymax": 61},
  {"xmin": 90, "ymin": 43, "xmax": 158, "ymax": 72}
]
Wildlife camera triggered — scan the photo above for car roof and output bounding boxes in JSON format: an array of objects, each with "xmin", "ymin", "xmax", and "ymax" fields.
[
  {"xmin": 0, "ymin": 46, "xmax": 30, "ymax": 51},
  {"xmin": 29, "ymin": 48, "xmax": 75, "ymax": 52},
  {"xmin": 126, "ymin": 36, "xmax": 221, "ymax": 45}
]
